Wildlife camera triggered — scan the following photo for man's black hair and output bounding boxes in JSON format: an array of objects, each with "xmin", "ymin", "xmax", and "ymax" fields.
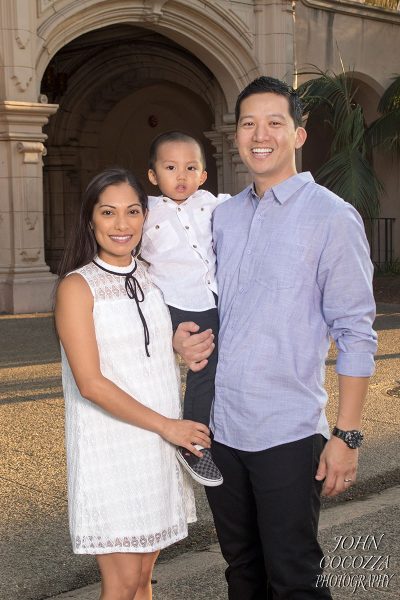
[{"xmin": 235, "ymin": 76, "xmax": 303, "ymax": 128}]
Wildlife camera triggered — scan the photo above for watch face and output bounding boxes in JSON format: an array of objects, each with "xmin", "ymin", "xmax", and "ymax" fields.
[{"xmin": 345, "ymin": 431, "xmax": 363, "ymax": 449}]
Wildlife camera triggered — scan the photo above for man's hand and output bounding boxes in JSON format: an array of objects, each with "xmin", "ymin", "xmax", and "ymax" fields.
[
  {"xmin": 315, "ymin": 436, "xmax": 358, "ymax": 497},
  {"xmin": 173, "ymin": 321, "xmax": 214, "ymax": 372}
]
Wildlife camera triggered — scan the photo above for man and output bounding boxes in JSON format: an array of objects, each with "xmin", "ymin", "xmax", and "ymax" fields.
[{"xmin": 174, "ymin": 76, "xmax": 377, "ymax": 599}]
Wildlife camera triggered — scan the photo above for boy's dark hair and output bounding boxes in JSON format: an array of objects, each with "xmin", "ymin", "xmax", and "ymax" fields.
[
  {"xmin": 148, "ymin": 131, "xmax": 206, "ymax": 170},
  {"xmin": 235, "ymin": 76, "xmax": 303, "ymax": 128}
]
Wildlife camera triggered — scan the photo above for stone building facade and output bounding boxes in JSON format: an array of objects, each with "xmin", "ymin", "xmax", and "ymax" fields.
[{"xmin": 0, "ymin": 0, "xmax": 399, "ymax": 313}]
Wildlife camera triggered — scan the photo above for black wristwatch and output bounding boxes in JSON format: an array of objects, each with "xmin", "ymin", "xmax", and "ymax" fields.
[{"xmin": 332, "ymin": 427, "xmax": 364, "ymax": 449}]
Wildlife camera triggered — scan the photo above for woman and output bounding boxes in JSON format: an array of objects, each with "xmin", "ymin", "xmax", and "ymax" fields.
[{"xmin": 55, "ymin": 168, "xmax": 210, "ymax": 600}]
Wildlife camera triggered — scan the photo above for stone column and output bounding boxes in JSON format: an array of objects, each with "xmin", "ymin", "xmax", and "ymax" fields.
[
  {"xmin": 254, "ymin": 0, "xmax": 295, "ymax": 84},
  {"xmin": 203, "ymin": 130, "xmax": 225, "ymax": 192},
  {"xmin": 205, "ymin": 116, "xmax": 253, "ymax": 195},
  {"xmin": 0, "ymin": 100, "xmax": 59, "ymax": 313},
  {"xmin": 43, "ymin": 148, "xmax": 79, "ymax": 273}
]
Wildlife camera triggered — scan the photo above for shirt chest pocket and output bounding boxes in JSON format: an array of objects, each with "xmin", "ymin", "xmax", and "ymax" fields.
[
  {"xmin": 143, "ymin": 221, "xmax": 180, "ymax": 254},
  {"xmin": 254, "ymin": 244, "xmax": 306, "ymax": 289}
]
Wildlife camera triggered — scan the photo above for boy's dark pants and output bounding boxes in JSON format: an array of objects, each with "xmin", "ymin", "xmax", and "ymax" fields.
[{"xmin": 168, "ymin": 302, "xmax": 219, "ymax": 426}]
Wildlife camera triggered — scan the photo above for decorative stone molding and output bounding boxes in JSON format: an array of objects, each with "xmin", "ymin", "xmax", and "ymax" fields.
[
  {"xmin": 17, "ymin": 141, "xmax": 47, "ymax": 163},
  {"xmin": 20, "ymin": 249, "xmax": 41, "ymax": 263},
  {"xmin": 143, "ymin": 0, "xmax": 168, "ymax": 23},
  {"xmin": 0, "ymin": 101, "xmax": 59, "ymax": 142},
  {"xmin": 15, "ymin": 34, "xmax": 31, "ymax": 50},
  {"xmin": 35, "ymin": 0, "xmax": 256, "ymax": 105},
  {"xmin": 11, "ymin": 73, "xmax": 33, "ymax": 93},
  {"xmin": 24, "ymin": 215, "xmax": 39, "ymax": 230},
  {"xmin": 37, "ymin": 0, "xmax": 56, "ymax": 16},
  {"xmin": 300, "ymin": 0, "xmax": 400, "ymax": 23}
]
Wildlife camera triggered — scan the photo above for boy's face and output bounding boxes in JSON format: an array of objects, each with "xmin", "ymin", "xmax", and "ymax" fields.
[
  {"xmin": 148, "ymin": 140, "xmax": 207, "ymax": 203},
  {"xmin": 235, "ymin": 92, "xmax": 306, "ymax": 195}
]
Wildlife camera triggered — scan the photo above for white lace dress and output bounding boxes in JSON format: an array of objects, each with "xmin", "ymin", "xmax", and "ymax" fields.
[{"xmin": 61, "ymin": 256, "xmax": 196, "ymax": 555}]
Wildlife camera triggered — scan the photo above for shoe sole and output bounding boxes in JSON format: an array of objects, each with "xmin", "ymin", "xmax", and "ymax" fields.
[{"xmin": 176, "ymin": 450, "xmax": 224, "ymax": 487}]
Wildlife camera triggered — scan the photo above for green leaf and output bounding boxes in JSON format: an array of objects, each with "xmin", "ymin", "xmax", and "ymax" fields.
[
  {"xmin": 378, "ymin": 75, "xmax": 400, "ymax": 113},
  {"xmin": 367, "ymin": 109, "xmax": 400, "ymax": 154},
  {"xmin": 315, "ymin": 147, "xmax": 382, "ymax": 219}
]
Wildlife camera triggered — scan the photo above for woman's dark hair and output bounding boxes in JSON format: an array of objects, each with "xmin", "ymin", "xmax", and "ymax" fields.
[
  {"xmin": 57, "ymin": 167, "xmax": 148, "ymax": 280},
  {"xmin": 235, "ymin": 76, "xmax": 303, "ymax": 128},
  {"xmin": 148, "ymin": 131, "xmax": 206, "ymax": 170}
]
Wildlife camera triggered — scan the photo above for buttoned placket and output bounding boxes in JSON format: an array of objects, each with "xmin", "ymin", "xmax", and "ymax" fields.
[
  {"xmin": 174, "ymin": 201, "xmax": 213, "ymax": 288},
  {"xmin": 219, "ymin": 192, "xmax": 276, "ymax": 361}
]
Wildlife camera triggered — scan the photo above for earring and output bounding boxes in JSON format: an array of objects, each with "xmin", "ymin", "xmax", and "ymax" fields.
[{"xmin": 89, "ymin": 222, "xmax": 94, "ymax": 231}]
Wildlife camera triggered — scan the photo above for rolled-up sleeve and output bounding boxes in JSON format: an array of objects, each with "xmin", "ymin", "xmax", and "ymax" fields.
[{"xmin": 317, "ymin": 204, "xmax": 377, "ymax": 377}]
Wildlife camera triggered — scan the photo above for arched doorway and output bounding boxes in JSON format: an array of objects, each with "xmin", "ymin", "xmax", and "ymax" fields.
[{"xmin": 41, "ymin": 25, "xmax": 224, "ymax": 271}]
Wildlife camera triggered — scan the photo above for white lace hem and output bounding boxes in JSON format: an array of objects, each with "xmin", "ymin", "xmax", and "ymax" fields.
[{"xmin": 72, "ymin": 516, "xmax": 197, "ymax": 555}]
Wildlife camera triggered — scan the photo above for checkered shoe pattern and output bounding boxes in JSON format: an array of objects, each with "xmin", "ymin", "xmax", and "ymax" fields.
[{"xmin": 176, "ymin": 446, "xmax": 223, "ymax": 487}]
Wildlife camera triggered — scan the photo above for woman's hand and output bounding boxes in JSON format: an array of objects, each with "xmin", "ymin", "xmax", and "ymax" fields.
[
  {"xmin": 173, "ymin": 321, "xmax": 214, "ymax": 372},
  {"xmin": 160, "ymin": 418, "xmax": 211, "ymax": 457}
]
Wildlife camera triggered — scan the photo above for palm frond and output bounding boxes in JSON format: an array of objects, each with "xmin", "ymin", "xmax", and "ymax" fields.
[
  {"xmin": 367, "ymin": 109, "xmax": 400, "ymax": 154},
  {"xmin": 378, "ymin": 75, "xmax": 400, "ymax": 113},
  {"xmin": 315, "ymin": 147, "xmax": 382, "ymax": 219},
  {"xmin": 331, "ymin": 105, "xmax": 366, "ymax": 154},
  {"xmin": 298, "ymin": 69, "xmax": 357, "ymax": 132}
]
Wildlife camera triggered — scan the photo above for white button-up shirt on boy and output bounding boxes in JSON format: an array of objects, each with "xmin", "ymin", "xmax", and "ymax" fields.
[{"xmin": 141, "ymin": 190, "xmax": 230, "ymax": 311}]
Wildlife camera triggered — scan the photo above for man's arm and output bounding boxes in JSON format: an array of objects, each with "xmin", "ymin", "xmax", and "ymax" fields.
[
  {"xmin": 316, "ymin": 375, "xmax": 369, "ymax": 496},
  {"xmin": 316, "ymin": 204, "xmax": 377, "ymax": 497},
  {"xmin": 173, "ymin": 321, "xmax": 215, "ymax": 372}
]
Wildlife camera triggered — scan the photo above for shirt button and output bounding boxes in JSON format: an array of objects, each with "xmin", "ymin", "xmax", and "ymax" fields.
[
  {"xmin": 193, "ymin": 244, "xmax": 197, "ymax": 249},
  {"xmin": 205, "ymin": 259, "xmax": 209, "ymax": 264},
  {"xmin": 185, "ymin": 226, "xmax": 189, "ymax": 229},
  {"xmin": 163, "ymin": 198, "xmax": 167, "ymax": 203},
  {"xmin": 207, "ymin": 280, "xmax": 211, "ymax": 284},
  {"xmin": 201, "ymin": 207, "xmax": 204, "ymax": 211},
  {"xmin": 178, "ymin": 207, "xmax": 181, "ymax": 211},
  {"xmin": 155, "ymin": 225, "xmax": 160, "ymax": 229}
]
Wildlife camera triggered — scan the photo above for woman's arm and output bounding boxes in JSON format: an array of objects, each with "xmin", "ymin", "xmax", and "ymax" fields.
[{"xmin": 55, "ymin": 274, "xmax": 210, "ymax": 455}]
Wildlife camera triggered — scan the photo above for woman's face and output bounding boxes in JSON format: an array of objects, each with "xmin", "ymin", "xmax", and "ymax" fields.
[{"xmin": 91, "ymin": 182, "xmax": 146, "ymax": 267}]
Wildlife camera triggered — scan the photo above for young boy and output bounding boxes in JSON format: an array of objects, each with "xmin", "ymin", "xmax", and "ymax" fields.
[{"xmin": 140, "ymin": 131, "xmax": 229, "ymax": 487}]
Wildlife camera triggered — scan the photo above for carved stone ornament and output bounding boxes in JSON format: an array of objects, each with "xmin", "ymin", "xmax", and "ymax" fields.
[
  {"xmin": 143, "ymin": 0, "xmax": 168, "ymax": 23},
  {"xmin": 38, "ymin": 0, "xmax": 55, "ymax": 15},
  {"xmin": 25, "ymin": 215, "xmax": 39, "ymax": 230},
  {"xmin": 15, "ymin": 34, "xmax": 30, "ymax": 50},
  {"xmin": 11, "ymin": 73, "xmax": 33, "ymax": 92},
  {"xmin": 19, "ymin": 249, "xmax": 41, "ymax": 263},
  {"xmin": 17, "ymin": 141, "xmax": 47, "ymax": 164}
]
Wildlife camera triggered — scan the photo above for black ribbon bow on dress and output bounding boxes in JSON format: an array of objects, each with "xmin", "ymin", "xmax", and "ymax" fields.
[{"xmin": 92, "ymin": 259, "xmax": 150, "ymax": 357}]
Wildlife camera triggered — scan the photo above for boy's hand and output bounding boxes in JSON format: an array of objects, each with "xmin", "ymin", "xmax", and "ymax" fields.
[{"xmin": 173, "ymin": 322, "xmax": 214, "ymax": 372}]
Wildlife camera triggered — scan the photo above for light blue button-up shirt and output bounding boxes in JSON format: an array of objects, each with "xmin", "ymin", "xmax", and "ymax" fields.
[{"xmin": 211, "ymin": 172, "xmax": 377, "ymax": 451}]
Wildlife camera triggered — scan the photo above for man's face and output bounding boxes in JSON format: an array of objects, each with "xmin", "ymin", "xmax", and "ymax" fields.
[{"xmin": 235, "ymin": 92, "xmax": 306, "ymax": 195}]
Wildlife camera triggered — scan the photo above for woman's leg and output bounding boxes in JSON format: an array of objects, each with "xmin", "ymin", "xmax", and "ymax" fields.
[
  {"xmin": 134, "ymin": 551, "xmax": 159, "ymax": 600},
  {"xmin": 96, "ymin": 550, "xmax": 158, "ymax": 600}
]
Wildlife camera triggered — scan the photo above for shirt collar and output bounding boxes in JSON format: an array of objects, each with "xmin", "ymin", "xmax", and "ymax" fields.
[
  {"xmin": 250, "ymin": 172, "xmax": 314, "ymax": 205},
  {"xmin": 151, "ymin": 189, "xmax": 209, "ymax": 207}
]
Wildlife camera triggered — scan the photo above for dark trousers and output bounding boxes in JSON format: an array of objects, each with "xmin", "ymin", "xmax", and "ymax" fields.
[
  {"xmin": 168, "ymin": 302, "xmax": 219, "ymax": 426},
  {"xmin": 205, "ymin": 435, "xmax": 332, "ymax": 600}
]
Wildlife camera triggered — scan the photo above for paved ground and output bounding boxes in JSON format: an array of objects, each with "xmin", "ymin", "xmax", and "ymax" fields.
[{"xmin": 0, "ymin": 303, "xmax": 399, "ymax": 600}]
